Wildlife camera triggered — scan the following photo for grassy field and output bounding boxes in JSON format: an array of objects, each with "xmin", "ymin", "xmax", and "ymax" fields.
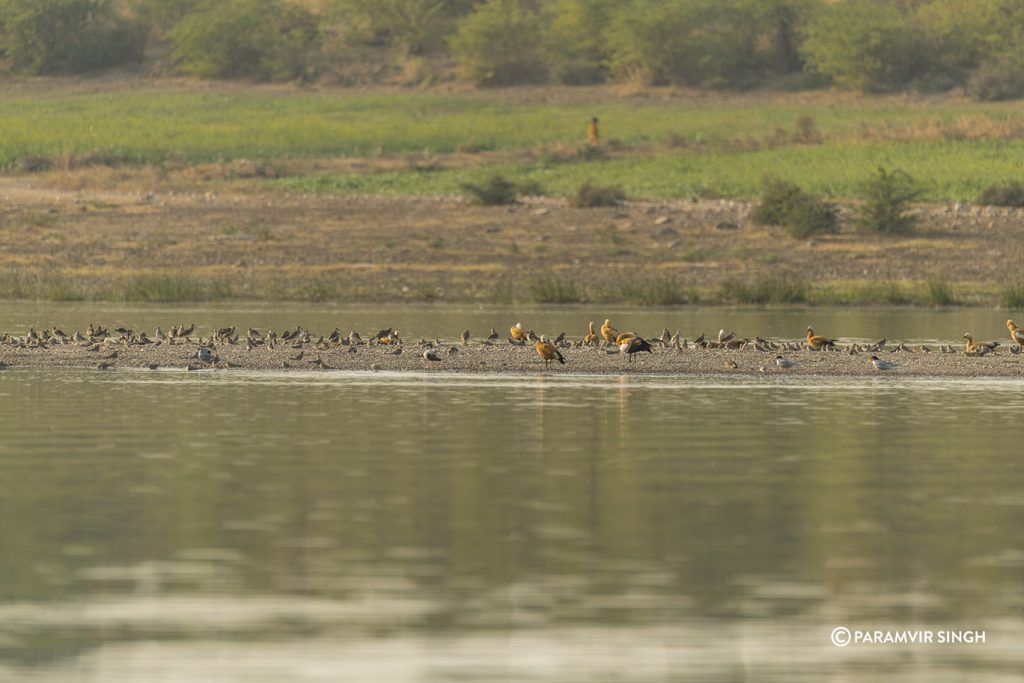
[
  {"xmin": 5, "ymin": 82, "xmax": 1024, "ymax": 306},
  {"xmin": 5, "ymin": 83, "xmax": 1024, "ymax": 201}
]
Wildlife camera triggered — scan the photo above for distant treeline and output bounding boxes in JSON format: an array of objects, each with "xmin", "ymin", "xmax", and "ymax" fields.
[{"xmin": 2, "ymin": 0, "xmax": 1023, "ymax": 99}]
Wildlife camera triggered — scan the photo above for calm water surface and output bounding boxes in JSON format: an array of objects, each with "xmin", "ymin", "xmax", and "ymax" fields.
[{"xmin": 0, "ymin": 368, "xmax": 1022, "ymax": 682}]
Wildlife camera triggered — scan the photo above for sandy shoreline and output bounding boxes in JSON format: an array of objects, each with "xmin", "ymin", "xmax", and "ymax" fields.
[{"xmin": 2, "ymin": 336, "xmax": 1023, "ymax": 378}]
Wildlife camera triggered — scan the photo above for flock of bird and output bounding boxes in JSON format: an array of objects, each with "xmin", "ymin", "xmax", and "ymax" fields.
[{"xmin": 1, "ymin": 318, "xmax": 1023, "ymax": 372}]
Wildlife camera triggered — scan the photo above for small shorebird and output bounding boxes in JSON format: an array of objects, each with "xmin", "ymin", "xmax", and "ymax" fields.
[
  {"xmin": 461, "ymin": 329, "xmax": 471, "ymax": 346},
  {"xmin": 620, "ymin": 336, "xmax": 652, "ymax": 362},
  {"xmin": 487, "ymin": 328, "xmax": 499, "ymax": 341},
  {"xmin": 198, "ymin": 346, "xmax": 216, "ymax": 363},
  {"xmin": 535, "ymin": 336, "xmax": 566, "ymax": 369},
  {"xmin": 869, "ymin": 355, "xmax": 898, "ymax": 371},
  {"xmin": 775, "ymin": 355, "xmax": 797, "ymax": 369},
  {"xmin": 423, "ymin": 348, "xmax": 442, "ymax": 362}
]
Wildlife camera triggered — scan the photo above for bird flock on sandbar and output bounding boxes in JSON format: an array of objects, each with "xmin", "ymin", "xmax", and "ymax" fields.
[{"xmin": 1, "ymin": 318, "xmax": 1023, "ymax": 373}]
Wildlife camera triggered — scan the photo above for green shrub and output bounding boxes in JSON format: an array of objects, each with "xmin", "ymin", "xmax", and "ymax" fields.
[
  {"xmin": 541, "ymin": 0, "xmax": 613, "ymax": 84},
  {"xmin": 168, "ymin": 0, "xmax": 320, "ymax": 81},
  {"xmin": 976, "ymin": 181, "xmax": 1024, "ymax": 207},
  {"xmin": 857, "ymin": 167, "xmax": 922, "ymax": 235},
  {"xmin": 605, "ymin": 0, "xmax": 803, "ymax": 88},
  {"xmin": 750, "ymin": 178, "xmax": 803, "ymax": 226},
  {"xmin": 967, "ymin": 54, "xmax": 1024, "ymax": 101},
  {"xmin": 461, "ymin": 174, "xmax": 520, "ymax": 205},
  {"xmin": 800, "ymin": 1, "xmax": 931, "ymax": 92},
  {"xmin": 132, "ymin": 0, "xmax": 203, "ymax": 35},
  {"xmin": 450, "ymin": 0, "xmax": 547, "ymax": 86},
  {"xmin": 925, "ymin": 277, "xmax": 955, "ymax": 306},
  {"xmin": 750, "ymin": 177, "xmax": 837, "ymax": 238},
  {"xmin": 569, "ymin": 181, "xmax": 625, "ymax": 208},
  {"xmin": 0, "ymin": 0, "xmax": 145, "ymax": 75},
  {"xmin": 332, "ymin": 0, "xmax": 457, "ymax": 55}
]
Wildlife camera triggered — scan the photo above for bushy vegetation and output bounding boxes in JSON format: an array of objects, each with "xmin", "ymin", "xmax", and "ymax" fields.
[
  {"xmin": 460, "ymin": 174, "xmax": 521, "ymax": 205},
  {"xmin": 0, "ymin": 0, "xmax": 144, "ymax": 75},
  {"xmin": 0, "ymin": 0, "xmax": 1022, "ymax": 95},
  {"xmin": 857, "ymin": 167, "xmax": 922, "ymax": 235},
  {"xmin": 167, "ymin": 0, "xmax": 320, "ymax": 81},
  {"xmin": 450, "ymin": 0, "xmax": 547, "ymax": 86},
  {"xmin": 976, "ymin": 181, "xmax": 1024, "ymax": 207},
  {"xmin": 750, "ymin": 177, "xmax": 837, "ymax": 238},
  {"xmin": 569, "ymin": 181, "xmax": 625, "ymax": 207}
]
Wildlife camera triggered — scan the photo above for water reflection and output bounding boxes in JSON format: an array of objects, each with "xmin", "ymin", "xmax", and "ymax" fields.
[{"xmin": 0, "ymin": 371, "xmax": 1022, "ymax": 681}]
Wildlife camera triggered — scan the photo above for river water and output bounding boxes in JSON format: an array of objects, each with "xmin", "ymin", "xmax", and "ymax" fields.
[{"xmin": 0, "ymin": 305, "xmax": 1021, "ymax": 681}]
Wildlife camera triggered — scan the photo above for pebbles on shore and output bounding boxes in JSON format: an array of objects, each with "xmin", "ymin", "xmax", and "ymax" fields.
[{"xmin": 0, "ymin": 334, "xmax": 1021, "ymax": 377}]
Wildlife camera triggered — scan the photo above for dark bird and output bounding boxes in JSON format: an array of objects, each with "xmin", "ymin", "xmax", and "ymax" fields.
[{"xmin": 620, "ymin": 336, "xmax": 653, "ymax": 362}]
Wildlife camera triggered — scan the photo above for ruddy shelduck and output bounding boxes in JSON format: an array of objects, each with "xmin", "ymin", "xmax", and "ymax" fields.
[
  {"xmin": 620, "ymin": 336, "xmax": 652, "ymax": 362},
  {"xmin": 805, "ymin": 326, "xmax": 836, "ymax": 350},
  {"xmin": 600, "ymin": 319, "xmax": 618, "ymax": 344},
  {"xmin": 535, "ymin": 336, "xmax": 566, "ymax": 369},
  {"xmin": 1007, "ymin": 320, "xmax": 1024, "ymax": 345}
]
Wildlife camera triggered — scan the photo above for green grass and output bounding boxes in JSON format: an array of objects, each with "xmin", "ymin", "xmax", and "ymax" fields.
[
  {"xmin": 3, "ymin": 86, "xmax": 1024, "ymax": 203},
  {"xmin": 720, "ymin": 274, "xmax": 808, "ymax": 304},
  {"xmin": 277, "ymin": 139, "xmax": 1024, "ymax": 202},
  {"xmin": 529, "ymin": 277, "xmax": 582, "ymax": 304},
  {"xmin": 1001, "ymin": 283, "xmax": 1024, "ymax": 308}
]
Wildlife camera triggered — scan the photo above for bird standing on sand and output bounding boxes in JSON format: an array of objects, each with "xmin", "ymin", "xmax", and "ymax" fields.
[
  {"xmin": 964, "ymin": 334, "xmax": 998, "ymax": 355},
  {"xmin": 620, "ymin": 336, "xmax": 653, "ymax": 362},
  {"xmin": 510, "ymin": 323, "xmax": 526, "ymax": 342},
  {"xmin": 535, "ymin": 335, "xmax": 566, "ymax": 369},
  {"xmin": 423, "ymin": 348, "xmax": 442, "ymax": 362},
  {"xmin": 461, "ymin": 329, "xmax": 471, "ymax": 346},
  {"xmin": 198, "ymin": 346, "xmax": 216, "ymax": 363},
  {"xmin": 775, "ymin": 355, "xmax": 797, "ymax": 369},
  {"xmin": 600, "ymin": 319, "xmax": 619, "ymax": 345},
  {"xmin": 1007, "ymin": 320, "xmax": 1024, "ymax": 346},
  {"xmin": 487, "ymin": 328, "xmax": 499, "ymax": 341},
  {"xmin": 583, "ymin": 321, "xmax": 598, "ymax": 346},
  {"xmin": 869, "ymin": 355, "xmax": 898, "ymax": 371},
  {"xmin": 805, "ymin": 326, "xmax": 836, "ymax": 350}
]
